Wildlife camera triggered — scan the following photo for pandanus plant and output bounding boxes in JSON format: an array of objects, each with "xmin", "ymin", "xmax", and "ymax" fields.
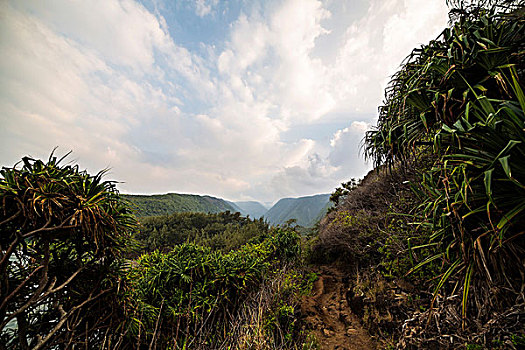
[
  {"xmin": 410, "ymin": 70, "xmax": 525, "ymax": 323},
  {"xmin": 364, "ymin": 3, "xmax": 524, "ymax": 167},
  {"xmin": 0, "ymin": 153, "xmax": 137, "ymax": 349},
  {"xmin": 364, "ymin": 0, "xmax": 524, "ymax": 324}
]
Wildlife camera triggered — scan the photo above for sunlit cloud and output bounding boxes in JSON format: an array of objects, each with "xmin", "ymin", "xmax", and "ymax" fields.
[{"xmin": 0, "ymin": 0, "xmax": 449, "ymax": 202}]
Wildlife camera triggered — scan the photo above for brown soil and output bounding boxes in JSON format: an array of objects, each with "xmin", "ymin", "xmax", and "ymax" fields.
[{"xmin": 301, "ymin": 265, "xmax": 378, "ymax": 350}]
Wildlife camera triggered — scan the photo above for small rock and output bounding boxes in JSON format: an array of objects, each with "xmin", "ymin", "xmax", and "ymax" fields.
[{"xmin": 322, "ymin": 328, "xmax": 334, "ymax": 337}]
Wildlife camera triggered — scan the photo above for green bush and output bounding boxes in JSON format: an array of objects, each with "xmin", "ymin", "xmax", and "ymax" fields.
[
  {"xmin": 121, "ymin": 227, "xmax": 301, "ymax": 347},
  {"xmin": 362, "ymin": 1, "xmax": 525, "ymax": 345},
  {"xmin": 135, "ymin": 211, "xmax": 269, "ymax": 253}
]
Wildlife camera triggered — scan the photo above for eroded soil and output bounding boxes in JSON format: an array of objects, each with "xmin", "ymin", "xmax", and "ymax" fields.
[{"xmin": 301, "ymin": 266, "xmax": 377, "ymax": 350}]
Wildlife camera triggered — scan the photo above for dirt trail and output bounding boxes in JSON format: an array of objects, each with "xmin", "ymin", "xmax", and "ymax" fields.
[{"xmin": 301, "ymin": 266, "xmax": 377, "ymax": 350}]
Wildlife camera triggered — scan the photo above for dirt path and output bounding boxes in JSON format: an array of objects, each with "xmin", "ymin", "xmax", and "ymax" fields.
[{"xmin": 301, "ymin": 266, "xmax": 377, "ymax": 350}]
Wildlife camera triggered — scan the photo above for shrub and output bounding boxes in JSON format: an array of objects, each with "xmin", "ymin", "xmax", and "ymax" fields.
[
  {"xmin": 135, "ymin": 211, "xmax": 269, "ymax": 253},
  {"xmin": 0, "ymin": 154, "xmax": 137, "ymax": 349},
  {"xmin": 121, "ymin": 227, "xmax": 301, "ymax": 348}
]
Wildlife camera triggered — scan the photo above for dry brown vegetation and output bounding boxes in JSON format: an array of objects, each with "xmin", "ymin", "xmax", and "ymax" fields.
[{"xmin": 310, "ymin": 158, "xmax": 524, "ymax": 348}]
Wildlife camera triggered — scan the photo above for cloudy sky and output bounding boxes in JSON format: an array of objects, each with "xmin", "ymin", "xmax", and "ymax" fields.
[{"xmin": 0, "ymin": 0, "xmax": 449, "ymax": 203}]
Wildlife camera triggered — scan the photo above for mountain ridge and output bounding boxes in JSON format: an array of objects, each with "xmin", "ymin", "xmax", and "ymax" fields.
[
  {"xmin": 264, "ymin": 193, "xmax": 331, "ymax": 227},
  {"xmin": 123, "ymin": 193, "xmax": 237, "ymax": 217},
  {"xmin": 229, "ymin": 200, "xmax": 268, "ymax": 219},
  {"xmin": 124, "ymin": 192, "xmax": 330, "ymax": 227}
]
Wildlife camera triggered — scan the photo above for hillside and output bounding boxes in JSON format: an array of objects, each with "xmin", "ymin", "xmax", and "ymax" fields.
[
  {"xmin": 123, "ymin": 193, "xmax": 237, "ymax": 217},
  {"xmin": 309, "ymin": 5, "xmax": 525, "ymax": 348},
  {"xmin": 232, "ymin": 201, "xmax": 268, "ymax": 218},
  {"xmin": 265, "ymin": 193, "xmax": 330, "ymax": 227}
]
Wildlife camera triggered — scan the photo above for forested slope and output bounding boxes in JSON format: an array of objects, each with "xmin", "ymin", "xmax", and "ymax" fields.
[
  {"xmin": 123, "ymin": 193, "xmax": 237, "ymax": 216},
  {"xmin": 265, "ymin": 193, "xmax": 330, "ymax": 227},
  {"xmin": 134, "ymin": 211, "xmax": 269, "ymax": 252}
]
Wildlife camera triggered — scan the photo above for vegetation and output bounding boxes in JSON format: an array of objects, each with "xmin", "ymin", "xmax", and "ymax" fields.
[
  {"xmin": 120, "ymin": 227, "xmax": 305, "ymax": 348},
  {"xmin": 328, "ymin": 178, "xmax": 361, "ymax": 210},
  {"xmin": 1, "ymin": 154, "xmax": 314, "ymax": 349},
  {"xmin": 0, "ymin": 154, "xmax": 137, "ymax": 349},
  {"xmin": 123, "ymin": 193, "xmax": 238, "ymax": 217},
  {"xmin": 311, "ymin": 0, "xmax": 525, "ymax": 348},
  {"xmin": 4, "ymin": 2, "xmax": 524, "ymax": 349},
  {"xmin": 135, "ymin": 211, "xmax": 269, "ymax": 252},
  {"xmin": 365, "ymin": 0, "xmax": 525, "ymax": 322}
]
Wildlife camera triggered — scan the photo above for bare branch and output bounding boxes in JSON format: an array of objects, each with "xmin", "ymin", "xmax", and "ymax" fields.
[
  {"xmin": 49, "ymin": 266, "xmax": 84, "ymax": 294},
  {"xmin": 0, "ymin": 265, "xmax": 44, "ymax": 312},
  {"xmin": 22, "ymin": 217, "xmax": 79, "ymax": 238},
  {"xmin": 0, "ymin": 235, "xmax": 19, "ymax": 274},
  {"xmin": 0, "ymin": 242, "xmax": 50, "ymax": 330},
  {"xmin": 32, "ymin": 288, "xmax": 111, "ymax": 350},
  {"xmin": 0, "ymin": 208, "xmax": 21, "ymax": 226}
]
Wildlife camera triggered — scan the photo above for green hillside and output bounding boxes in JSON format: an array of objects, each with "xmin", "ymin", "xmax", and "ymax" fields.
[
  {"xmin": 265, "ymin": 194, "xmax": 330, "ymax": 227},
  {"xmin": 123, "ymin": 193, "xmax": 237, "ymax": 217}
]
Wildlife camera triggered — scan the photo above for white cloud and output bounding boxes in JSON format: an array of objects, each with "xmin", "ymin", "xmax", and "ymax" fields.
[
  {"xmin": 209, "ymin": 0, "xmax": 447, "ymax": 199},
  {"xmin": 216, "ymin": 0, "xmax": 336, "ymax": 123},
  {"xmin": 328, "ymin": 0, "xmax": 449, "ymax": 113},
  {"xmin": 10, "ymin": 0, "xmax": 174, "ymax": 72},
  {"xmin": 264, "ymin": 121, "xmax": 372, "ymax": 199},
  {"xmin": 195, "ymin": 0, "xmax": 219, "ymax": 17},
  {"xmin": 0, "ymin": 0, "xmax": 449, "ymax": 202}
]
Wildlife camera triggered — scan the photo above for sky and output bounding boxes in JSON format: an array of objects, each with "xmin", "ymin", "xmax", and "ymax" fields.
[{"xmin": 0, "ymin": 0, "xmax": 449, "ymax": 203}]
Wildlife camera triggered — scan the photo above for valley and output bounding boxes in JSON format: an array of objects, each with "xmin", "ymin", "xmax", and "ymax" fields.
[{"xmin": 124, "ymin": 191, "xmax": 331, "ymax": 228}]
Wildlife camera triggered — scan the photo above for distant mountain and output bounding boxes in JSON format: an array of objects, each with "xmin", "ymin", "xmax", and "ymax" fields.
[
  {"xmin": 123, "ymin": 193, "xmax": 238, "ymax": 217},
  {"xmin": 123, "ymin": 192, "xmax": 329, "ymax": 225},
  {"xmin": 264, "ymin": 194, "xmax": 331, "ymax": 227},
  {"xmin": 233, "ymin": 201, "xmax": 268, "ymax": 219}
]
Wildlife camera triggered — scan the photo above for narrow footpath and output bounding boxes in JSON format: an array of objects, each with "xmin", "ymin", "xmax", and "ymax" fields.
[{"xmin": 301, "ymin": 266, "xmax": 378, "ymax": 350}]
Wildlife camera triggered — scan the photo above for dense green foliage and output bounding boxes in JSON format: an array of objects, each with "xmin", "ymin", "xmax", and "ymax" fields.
[
  {"xmin": 354, "ymin": 1, "xmax": 525, "ymax": 347},
  {"xmin": 366, "ymin": 0, "xmax": 524, "ymax": 293},
  {"xmin": 364, "ymin": 3, "xmax": 524, "ymax": 167},
  {"xmin": 135, "ymin": 211, "xmax": 269, "ymax": 252},
  {"xmin": 265, "ymin": 194, "xmax": 331, "ymax": 227},
  {"xmin": 0, "ymin": 154, "xmax": 137, "ymax": 349},
  {"xmin": 121, "ymin": 228, "xmax": 302, "ymax": 348},
  {"xmin": 124, "ymin": 193, "xmax": 238, "ymax": 217},
  {"xmin": 0, "ymin": 156, "xmax": 312, "ymax": 349}
]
